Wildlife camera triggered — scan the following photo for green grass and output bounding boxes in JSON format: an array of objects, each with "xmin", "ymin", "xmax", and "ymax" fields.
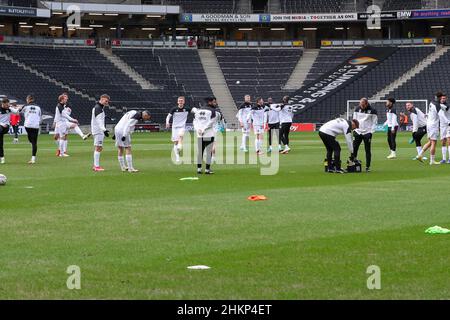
[{"xmin": 1, "ymin": 131, "xmax": 450, "ymax": 299}]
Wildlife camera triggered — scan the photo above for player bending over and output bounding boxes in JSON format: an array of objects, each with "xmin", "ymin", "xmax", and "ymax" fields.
[
  {"xmin": 114, "ymin": 110, "xmax": 151, "ymax": 172},
  {"xmin": 319, "ymin": 118, "xmax": 359, "ymax": 173},
  {"xmin": 406, "ymin": 102, "xmax": 427, "ymax": 160},
  {"xmin": 166, "ymin": 96, "xmax": 189, "ymax": 163}
]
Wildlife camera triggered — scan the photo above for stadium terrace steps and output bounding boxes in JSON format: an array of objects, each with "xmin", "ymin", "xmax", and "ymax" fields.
[
  {"xmin": 379, "ymin": 46, "xmax": 450, "ymax": 101},
  {"xmin": 372, "ymin": 46, "xmax": 450, "ymax": 100},
  {"xmin": 0, "ymin": 51, "xmax": 95, "ymax": 102},
  {"xmin": 215, "ymin": 48, "xmax": 303, "ymax": 107},
  {"xmin": 297, "ymin": 46, "xmax": 435, "ymax": 123},
  {"xmin": 96, "ymin": 48, "xmax": 158, "ymax": 90},
  {"xmin": 198, "ymin": 49, "xmax": 239, "ymax": 128},
  {"xmin": 283, "ymin": 49, "xmax": 319, "ymax": 90}
]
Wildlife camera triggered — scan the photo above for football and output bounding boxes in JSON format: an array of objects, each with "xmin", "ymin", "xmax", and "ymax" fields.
[{"xmin": 0, "ymin": 174, "xmax": 7, "ymax": 186}]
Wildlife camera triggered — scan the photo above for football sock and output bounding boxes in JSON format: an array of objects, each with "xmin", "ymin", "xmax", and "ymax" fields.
[
  {"xmin": 125, "ymin": 154, "xmax": 133, "ymax": 169},
  {"xmin": 94, "ymin": 151, "xmax": 100, "ymax": 167}
]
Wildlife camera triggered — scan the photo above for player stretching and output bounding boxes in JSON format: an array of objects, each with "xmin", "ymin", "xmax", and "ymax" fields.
[
  {"xmin": 20, "ymin": 95, "xmax": 41, "ymax": 164},
  {"xmin": 91, "ymin": 94, "xmax": 110, "ymax": 172},
  {"xmin": 114, "ymin": 110, "xmax": 151, "ymax": 172},
  {"xmin": 166, "ymin": 96, "xmax": 189, "ymax": 163},
  {"xmin": 406, "ymin": 102, "xmax": 427, "ymax": 160},
  {"xmin": 247, "ymin": 97, "xmax": 265, "ymax": 155},
  {"xmin": 54, "ymin": 94, "xmax": 90, "ymax": 157},
  {"xmin": 417, "ymin": 92, "xmax": 446, "ymax": 165},
  {"xmin": 0, "ymin": 98, "xmax": 20, "ymax": 164},
  {"xmin": 236, "ymin": 95, "xmax": 252, "ymax": 152},
  {"xmin": 192, "ymin": 97, "xmax": 216, "ymax": 174}
]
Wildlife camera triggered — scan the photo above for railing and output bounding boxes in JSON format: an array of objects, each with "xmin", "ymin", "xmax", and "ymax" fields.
[
  {"xmin": 215, "ymin": 40, "xmax": 304, "ymax": 47},
  {"xmin": 0, "ymin": 35, "xmax": 95, "ymax": 46},
  {"xmin": 320, "ymin": 38, "xmax": 437, "ymax": 47}
]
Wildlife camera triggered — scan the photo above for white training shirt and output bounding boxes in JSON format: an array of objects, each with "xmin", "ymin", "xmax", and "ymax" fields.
[
  {"xmin": 279, "ymin": 104, "xmax": 295, "ymax": 124},
  {"xmin": 91, "ymin": 103, "xmax": 106, "ymax": 135},
  {"xmin": 115, "ymin": 110, "xmax": 142, "ymax": 136},
  {"xmin": 438, "ymin": 104, "xmax": 450, "ymax": 128},
  {"xmin": 409, "ymin": 107, "xmax": 427, "ymax": 132},
  {"xmin": 319, "ymin": 118, "xmax": 354, "ymax": 153},
  {"xmin": 427, "ymin": 101, "xmax": 441, "ymax": 128},
  {"xmin": 236, "ymin": 102, "xmax": 252, "ymax": 124},
  {"xmin": 247, "ymin": 104, "xmax": 265, "ymax": 127},
  {"xmin": 22, "ymin": 104, "xmax": 42, "ymax": 129},
  {"xmin": 384, "ymin": 107, "xmax": 399, "ymax": 128},
  {"xmin": 0, "ymin": 106, "xmax": 20, "ymax": 127},
  {"xmin": 192, "ymin": 106, "xmax": 216, "ymax": 138},
  {"xmin": 166, "ymin": 106, "xmax": 189, "ymax": 129},
  {"xmin": 62, "ymin": 106, "xmax": 76, "ymax": 124},
  {"xmin": 265, "ymin": 104, "xmax": 280, "ymax": 124}
]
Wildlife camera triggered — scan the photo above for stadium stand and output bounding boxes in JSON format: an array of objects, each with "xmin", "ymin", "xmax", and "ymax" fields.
[
  {"xmin": 382, "ymin": 0, "xmax": 424, "ymax": 10},
  {"xmin": 0, "ymin": 45, "xmax": 207, "ymax": 124},
  {"xmin": 215, "ymin": 48, "xmax": 302, "ymax": 105},
  {"xmin": 381, "ymin": 49, "xmax": 450, "ymax": 103},
  {"xmin": 282, "ymin": 0, "xmax": 344, "ymax": 13},
  {"xmin": 298, "ymin": 46, "xmax": 435, "ymax": 123},
  {"xmin": 112, "ymin": 48, "xmax": 213, "ymax": 107},
  {"xmin": 303, "ymin": 48, "xmax": 359, "ymax": 85},
  {"xmin": 0, "ymin": 56, "xmax": 96, "ymax": 123},
  {"xmin": 0, "ymin": 0, "xmax": 38, "ymax": 7},
  {"xmin": 165, "ymin": 0, "xmax": 235, "ymax": 13}
]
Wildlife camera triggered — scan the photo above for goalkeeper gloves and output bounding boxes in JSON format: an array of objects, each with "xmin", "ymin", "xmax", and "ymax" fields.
[{"xmin": 104, "ymin": 130, "xmax": 109, "ymax": 137}]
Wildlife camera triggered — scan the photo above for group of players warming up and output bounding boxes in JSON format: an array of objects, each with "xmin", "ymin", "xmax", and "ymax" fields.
[
  {"xmin": 1, "ymin": 91, "xmax": 450, "ymax": 174},
  {"xmin": 319, "ymin": 92, "xmax": 450, "ymax": 173}
]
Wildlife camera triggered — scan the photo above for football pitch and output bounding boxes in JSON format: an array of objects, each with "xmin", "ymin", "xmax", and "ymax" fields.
[{"xmin": 1, "ymin": 131, "xmax": 450, "ymax": 299}]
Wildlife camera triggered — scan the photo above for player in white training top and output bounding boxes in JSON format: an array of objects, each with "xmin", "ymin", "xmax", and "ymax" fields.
[
  {"xmin": 236, "ymin": 95, "xmax": 252, "ymax": 152},
  {"xmin": 247, "ymin": 97, "xmax": 266, "ymax": 155},
  {"xmin": 114, "ymin": 109, "xmax": 151, "ymax": 172},
  {"xmin": 417, "ymin": 92, "xmax": 446, "ymax": 165},
  {"xmin": 166, "ymin": 96, "xmax": 189, "ymax": 163}
]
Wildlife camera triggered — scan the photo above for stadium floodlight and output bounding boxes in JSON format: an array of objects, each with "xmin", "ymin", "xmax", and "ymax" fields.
[
  {"xmin": 176, "ymin": 28, "xmax": 188, "ymax": 31},
  {"xmin": 89, "ymin": 24, "xmax": 103, "ymax": 28},
  {"xmin": 19, "ymin": 22, "xmax": 27, "ymax": 25},
  {"xmin": 36, "ymin": 23, "xmax": 49, "ymax": 26},
  {"xmin": 206, "ymin": 28, "xmax": 221, "ymax": 31},
  {"xmin": 271, "ymin": 28, "xmax": 285, "ymax": 31},
  {"xmin": 346, "ymin": 99, "xmax": 429, "ymax": 122},
  {"xmin": 20, "ymin": 25, "xmax": 33, "ymax": 28},
  {"xmin": 105, "ymin": 13, "xmax": 119, "ymax": 16},
  {"xmin": 335, "ymin": 27, "xmax": 344, "ymax": 30},
  {"xmin": 146, "ymin": 15, "xmax": 162, "ymax": 18},
  {"xmin": 142, "ymin": 27, "xmax": 156, "ymax": 31},
  {"xmin": 89, "ymin": 13, "xmax": 103, "ymax": 16},
  {"xmin": 0, "ymin": 25, "xmax": 4, "ymax": 27},
  {"xmin": 431, "ymin": 25, "xmax": 444, "ymax": 29},
  {"xmin": 238, "ymin": 28, "xmax": 253, "ymax": 31},
  {"xmin": 52, "ymin": 12, "xmax": 63, "ymax": 15},
  {"xmin": 303, "ymin": 27, "xmax": 317, "ymax": 31}
]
